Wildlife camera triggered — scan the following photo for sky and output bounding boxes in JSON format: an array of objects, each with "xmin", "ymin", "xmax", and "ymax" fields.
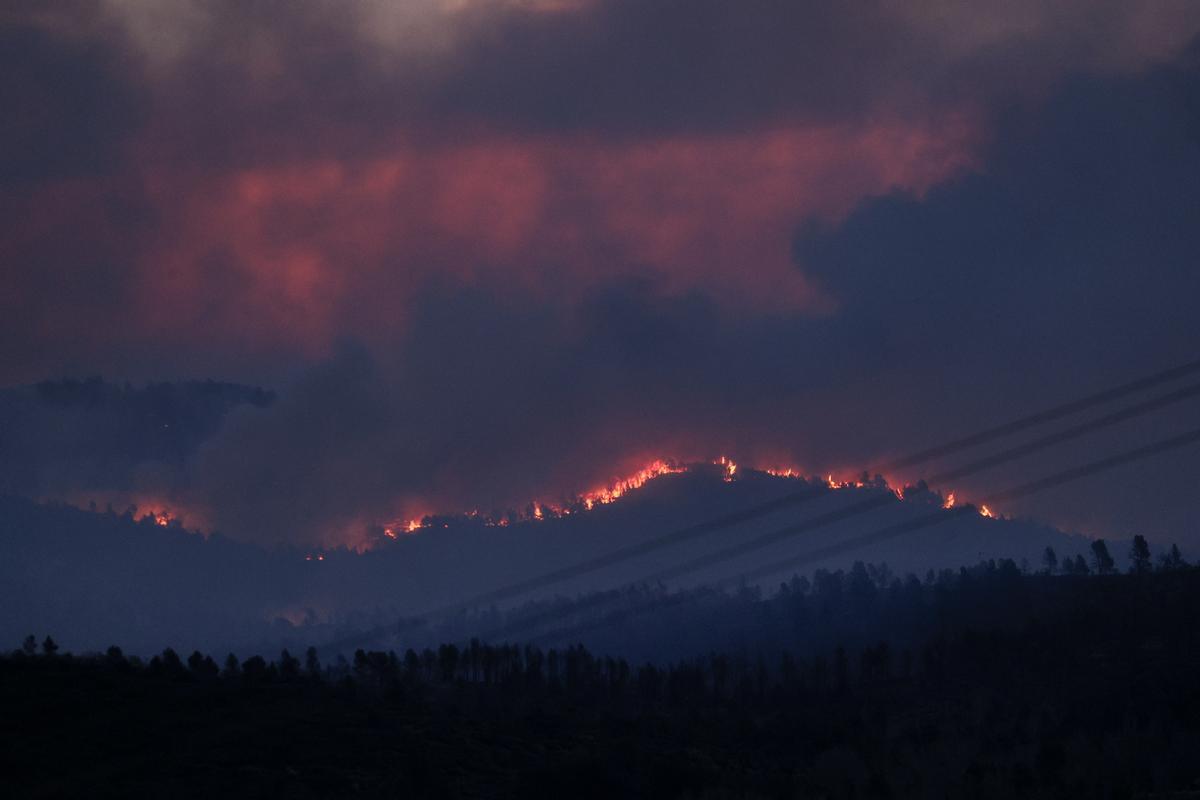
[{"xmin": 3, "ymin": 1, "xmax": 1200, "ymax": 550}]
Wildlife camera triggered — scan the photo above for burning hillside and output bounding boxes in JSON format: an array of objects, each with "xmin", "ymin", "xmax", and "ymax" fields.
[
  {"xmin": 374, "ymin": 456, "xmax": 999, "ymax": 548},
  {"xmin": 55, "ymin": 452, "xmax": 1003, "ymax": 556}
]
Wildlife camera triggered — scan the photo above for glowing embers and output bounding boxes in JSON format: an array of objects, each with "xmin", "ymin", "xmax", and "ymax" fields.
[
  {"xmin": 133, "ymin": 506, "xmax": 178, "ymax": 527},
  {"xmin": 539, "ymin": 458, "xmax": 688, "ymax": 517},
  {"xmin": 375, "ymin": 457, "xmax": 1004, "ymax": 546},
  {"xmin": 821, "ymin": 473, "xmax": 871, "ymax": 492},
  {"xmin": 579, "ymin": 459, "xmax": 688, "ymax": 508},
  {"xmin": 716, "ymin": 456, "xmax": 738, "ymax": 482},
  {"xmin": 381, "ymin": 459, "xmax": 687, "ymax": 535},
  {"xmin": 764, "ymin": 467, "xmax": 800, "ymax": 478},
  {"xmin": 304, "ymin": 553, "xmax": 326, "ymax": 562}
]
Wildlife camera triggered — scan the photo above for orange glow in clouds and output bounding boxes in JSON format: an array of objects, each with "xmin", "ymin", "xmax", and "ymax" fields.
[{"xmin": 125, "ymin": 117, "xmax": 978, "ymax": 357}]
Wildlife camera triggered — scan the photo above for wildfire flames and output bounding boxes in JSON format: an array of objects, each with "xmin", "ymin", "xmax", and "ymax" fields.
[
  {"xmin": 384, "ymin": 458, "xmax": 689, "ymax": 535},
  {"xmin": 764, "ymin": 467, "xmax": 800, "ymax": 478},
  {"xmin": 581, "ymin": 459, "xmax": 689, "ymax": 508},
  {"xmin": 129, "ymin": 504, "xmax": 180, "ymax": 528},
  {"xmin": 718, "ymin": 456, "xmax": 738, "ymax": 482},
  {"xmin": 378, "ymin": 457, "xmax": 1002, "ymax": 550},
  {"xmin": 72, "ymin": 457, "xmax": 1002, "ymax": 560}
]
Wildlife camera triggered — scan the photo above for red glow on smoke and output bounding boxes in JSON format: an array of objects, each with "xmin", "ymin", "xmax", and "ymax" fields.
[{"xmin": 1, "ymin": 116, "xmax": 977, "ymax": 380}]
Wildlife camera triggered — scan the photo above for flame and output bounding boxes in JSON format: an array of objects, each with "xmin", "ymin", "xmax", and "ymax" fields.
[
  {"xmin": 133, "ymin": 505, "xmax": 180, "ymax": 527},
  {"xmin": 371, "ymin": 457, "xmax": 1003, "ymax": 548},
  {"xmin": 578, "ymin": 459, "xmax": 687, "ymax": 507},
  {"xmin": 717, "ymin": 456, "xmax": 738, "ymax": 482},
  {"xmin": 378, "ymin": 459, "xmax": 687, "ymax": 535},
  {"xmin": 820, "ymin": 473, "xmax": 870, "ymax": 492},
  {"xmin": 62, "ymin": 492, "xmax": 211, "ymax": 534},
  {"xmin": 765, "ymin": 467, "xmax": 800, "ymax": 478},
  {"xmin": 304, "ymin": 553, "xmax": 326, "ymax": 562}
]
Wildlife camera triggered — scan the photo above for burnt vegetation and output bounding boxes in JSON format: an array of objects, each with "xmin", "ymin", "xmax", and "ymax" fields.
[{"xmin": 4, "ymin": 553, "xmax": 1200, "ymax": 798}]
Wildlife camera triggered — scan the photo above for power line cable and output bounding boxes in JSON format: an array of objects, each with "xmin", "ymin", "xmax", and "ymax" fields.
[
  {"xmin": 877, "ymin": 358, "xmax": 1200, "ymax": 472},
  {"xmin": 526, "ymin": 426, "xmax": 1200, "ymax": 645},
  {"xmin": 321, "ymin": 360, "xmax": 1199, "ymax": 652},
  {"xmin": 427, "ymin": 373, "xmax": 1200, "ymax": 617}
]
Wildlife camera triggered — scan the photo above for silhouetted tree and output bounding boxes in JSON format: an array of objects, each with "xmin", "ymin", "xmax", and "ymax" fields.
[
  {"xmin": 279, "ymin": 649, "xmax": 300, "ymax": 680},
  {"xmin": 222, "ymin": 653, "xmax": 240, "ymax": 678},
  {"xmin": 241, "ymin": 655, "xmax": 267, "ymax": 681},
  {"xmin": 438, "ymin": 644, "xmax": 460, "ymax": 683},
  {"xmin": 1159, "ymin": 543, "xmax": 1188, "ymax": 571},
  {"xmin": 305, "ymin": 646, "xmax": 321, "ymax": 678},
  {"xmin": 403, "ymin": 649, "xmax": 420, "ymax": 681},
  {"xmin": 187, "ymin": 651, "xmax": 218, "ymax": 679},
  {"xmin": 41, "ymin": 636, "xmax": 58, "ymax": 656},
  {"xmin": 1091, "ymin": 540, "xmax": 1116, "ymax": 575},
  {"xmin": 160, "ymin": 648, "xmax": 185, "ymax": 677},
  {"xmin": 1073, "ymin": 554, "xmax": 1089, "ymax": 575},
  {"xmin": 1042, "ymin": 547, "xmax": 1058, "ymax": 575},
  {"xmin": 1129, "ymin": 535, "xmax": 1152, "ymax": 574},
  {"xmin": 353, "ymin": 649, "xmax": 371, "ymax": 683},
  {"xmin": 22, "ymin": 635, "xmax": 37, "ymax": 656}
]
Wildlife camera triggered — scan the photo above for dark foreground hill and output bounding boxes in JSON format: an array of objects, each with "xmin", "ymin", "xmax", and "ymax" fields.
[{"xmin": 4, "ymin": 564, "xmax": 1200, "ymax": 798}]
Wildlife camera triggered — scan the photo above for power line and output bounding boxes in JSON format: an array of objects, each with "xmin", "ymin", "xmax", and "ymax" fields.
[
  {"xmin": 927, "ymin": 381, "xmax": 1200, "ymax": 483},
  {"xmin": 526, "ymin": 426, "xmax": 1200, "ymax": 645},
  {"xmin": 430, "ymin": 374, "xmax": 1200, "ymax": 617},
  {"xmin": 398, "ymin": 421, "xmax": 1200, "ymax": 649},
  {"xmin": 628, "ymin": 419, "xmax": 1200, "ymax": 594},
  {"xmin": 877, "ymin": 358, "xmax": 1200, "ymax": 472},
  {"xmin": 322, "ymin": 358, "xmax": 1199, "ymax": 652}
]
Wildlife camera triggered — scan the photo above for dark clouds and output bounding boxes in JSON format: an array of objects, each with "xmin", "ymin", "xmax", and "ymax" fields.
[
  {"xmin": 10, "ymin": 1, "xmax": 1199, "ymax": 170},
  {"xmin": 0, "ymin": 18, "xmax": 145, "ymax": 184},
  {"xmin": 791, "ymin": 49, "xmax": 1200, "ymax": 541},
  {"xmin": 3, "ymin": 3, "xmax": 1200, "ymax": 548},
  {"xmin": 189, "ymin": 46, "xmax": 1200, "ymax": 548},
  {"xmin": 797, "ymin": 52, "xmax": 1200, "ymax": 380}
]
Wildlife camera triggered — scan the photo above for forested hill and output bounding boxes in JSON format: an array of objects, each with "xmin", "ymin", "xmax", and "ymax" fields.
[
  {"xmin": 0, "ymin": 479, "xmax": 1124, "ymax": 657},
  {"xmin": 2, "ymin": 488, "xmax": 1184, "ymax": 666},
  {"xmin": 5, "ymin": 563, "xmax": 1200, "ymax": 798}
]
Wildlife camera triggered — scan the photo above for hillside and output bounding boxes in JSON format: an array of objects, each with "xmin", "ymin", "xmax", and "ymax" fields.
[{"xmin": 0, "ymin": 463, "xmax": 1132, "ymax": 657}]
